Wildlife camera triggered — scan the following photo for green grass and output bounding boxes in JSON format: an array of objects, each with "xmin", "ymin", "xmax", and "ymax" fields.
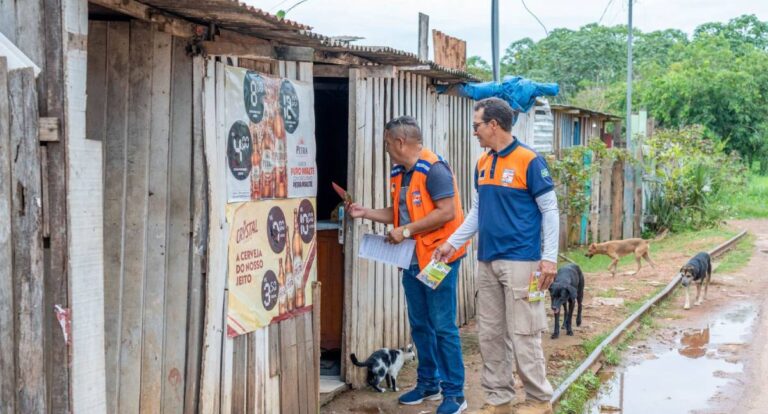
[
  {"xmin": 556, "ymin": 371, "xmax": 601, "ymax": 414},
  {"xmin": 600, "ymin": 288, "xmax": 617, "ymax": 298},
  {"xmin": 624, "ymin": 298, "xmax": 645, "ymax": 314},
  {"xmin": 582, "ymin": 332, "xmax": 609, "ymax": 355},
  {"xmin": 602, "ymin": 345, "xmax": 620, "ymax": 366},
  {"xmin": 715, "ymin": 233, "xmax": 756, "ymax": 273},
  {"xmin": 560, "ymin": 228, "xmax": 736, "ymax": 273},
  {"xmin": 726, "ymin": 172, "xmax": 768, "ymax": 219}
]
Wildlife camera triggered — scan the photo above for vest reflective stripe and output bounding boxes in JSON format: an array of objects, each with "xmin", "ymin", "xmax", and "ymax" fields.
[{"xmin": 391, "ymin": 148, "xmax": 467, "ymax": 269}]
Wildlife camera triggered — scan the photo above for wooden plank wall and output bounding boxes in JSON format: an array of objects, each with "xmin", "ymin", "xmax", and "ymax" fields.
[
  {"xmin": 559, "ymin": 158, "xmax": 629, "ymax": 247},
  {"xmin": 0, "ymin": 1, "xmax": 74, "ymax": 411},
  {"xmin": 343, "ymin": 71, "xmax": 479, "ymax": 387},
  {"xmin": 432, "ymin": 30, "xmax": 467, "ymax": 71},
  {"xmin": 549, "ymin": 114, "xmax": 642, "ymax": 247},
  {"xmin": 0, "ymin": 62, "xmax": 46, "ymax": 414},
  {"xmin": 200, "ymin": 58, "xmax": 320, "ymax": 414},
  {"xmin": 87, "ymin": 20, "xmax": 204, "ymax": 413}
]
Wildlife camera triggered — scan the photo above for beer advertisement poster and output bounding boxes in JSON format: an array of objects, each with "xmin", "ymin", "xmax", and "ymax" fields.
[
  {"xmin": 282, "ymin": 78, "xmax": 318, "ymax": 198},
  {"xmin": 226, "ymin": 198, "xmax": 318, "ymax": 337},
  {"xmin": 224, "ymin": 66, "xmax": 317, "ymax": 203}
]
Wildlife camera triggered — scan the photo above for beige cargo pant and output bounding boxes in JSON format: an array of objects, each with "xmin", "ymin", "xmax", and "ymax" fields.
[{"xmin": 477, "ymin": 260, "xmax": 554, "ymax": 405}]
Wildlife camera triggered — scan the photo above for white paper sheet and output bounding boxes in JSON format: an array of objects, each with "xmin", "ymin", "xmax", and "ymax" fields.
[{"xmin": 358, "ymin": 234, "xmax": 416, "ymax": 269}]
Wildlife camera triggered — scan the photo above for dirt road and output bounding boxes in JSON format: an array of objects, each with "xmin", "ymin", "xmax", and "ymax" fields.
[
  {"xmin": 322, "ymin": 227, "xmax": 744, "ymax": 413},
  {"xmin": 584, "ymin": 219, "xmax": 768, "ymax": 414},
  {"xmin": 714, "ymin": 219, "xmax": 768, "ymax": 414}
]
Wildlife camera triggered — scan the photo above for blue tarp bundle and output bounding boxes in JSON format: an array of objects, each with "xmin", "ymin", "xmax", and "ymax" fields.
[{"xmin": 437, "ymin": 75, "xmax": 559, "ymax": 114}]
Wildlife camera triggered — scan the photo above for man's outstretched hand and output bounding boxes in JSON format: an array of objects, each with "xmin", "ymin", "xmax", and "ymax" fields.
[{"xmin": 345, "ymin": 202, "xmax": 367, "ymax": 219}]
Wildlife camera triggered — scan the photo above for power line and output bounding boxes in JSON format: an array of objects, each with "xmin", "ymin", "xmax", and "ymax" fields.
[
  {"xmin": 268, "ymin": 0, "xmax": 291, "ymax": 12},
  {"xmin": 598, "ymin": 0, "xmax": 616, "ymax": 24},
  {"xmin": 520, "ymin": 0, "xmax": 549, "ymax": 37},
  {"xmin": 283, "ymin": 0, "xmax": 309, "ymax": 14}
]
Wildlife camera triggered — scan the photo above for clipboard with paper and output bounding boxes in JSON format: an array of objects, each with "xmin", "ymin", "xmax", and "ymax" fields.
[{"xmin": 358, "ymin": 234, "xmax": 416, "ymax": 269}]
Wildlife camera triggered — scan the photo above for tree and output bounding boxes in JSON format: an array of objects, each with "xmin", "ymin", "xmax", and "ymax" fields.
[
  {"xmin": 693, "ymin": 14, "xmax": 768, "ymax": 52},
  {"xmin": 466, "ymin": 56, "xmax": 492, "ymax": 81},
  {"xmin": 637, "ymin": 34, "xmax": 768, "ymax": 171}
]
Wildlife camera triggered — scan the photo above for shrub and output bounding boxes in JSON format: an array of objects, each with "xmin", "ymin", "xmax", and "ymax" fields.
[{"xmin": 643, "ymin": 125, "xmax": 746, "ymax": 232}]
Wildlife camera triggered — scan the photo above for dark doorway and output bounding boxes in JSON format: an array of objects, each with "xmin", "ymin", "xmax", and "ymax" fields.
[{"xmin": 313, "ymin": 77, "xmax": 348, "ymax": 380}]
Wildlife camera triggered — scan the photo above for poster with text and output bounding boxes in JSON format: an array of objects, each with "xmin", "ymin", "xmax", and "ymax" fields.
[
  {"xmin": 226, "ymin": 198, "xmax": 317, "ymax": 337},
  {"xmin": 224, "ymin": 66, "xmax": 316, "ymax": 202}
]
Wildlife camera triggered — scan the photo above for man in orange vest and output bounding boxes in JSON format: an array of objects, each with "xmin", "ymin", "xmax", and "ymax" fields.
[
  {"xmin": 347, "ymin": 115, "xmax": 469, "ymax": 414},
  {"xmin": 435, "ymin": 98, "xmax": 559, "ymax": 414}
]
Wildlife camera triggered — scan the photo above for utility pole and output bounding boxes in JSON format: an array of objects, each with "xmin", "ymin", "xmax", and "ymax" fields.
[
  {"xmin": 626, "ymin": 0, "xmax": 633, "ymax": 148},
  {"xmin": 623, "ymin": 0, "xmax": 636, "ymax": 238},
  {"xmin": 492, "ymin": 0, "xmax": 500, "ymax": 82}
]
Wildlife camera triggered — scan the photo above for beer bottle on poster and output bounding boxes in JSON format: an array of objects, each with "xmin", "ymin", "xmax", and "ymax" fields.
[
  {"xmin": 284, "ymin": 240, "xmax": 293, "ymax": 311},
  {"xmin": 285, "ymin": 216, "xmax": 295, "ymax": 312},
  {"xmin": 277, "ymin": 257, "xmax": 286, "ymax": 315},
  {"xmin": 292, "ymin": 208, "xmax": 304, "ymax": 309},
  {"xmin": 276, "ymin": 138, "xmax": 287, "ymax": 198},
  {"xmin": 250, "ymin": 124, "xmax": 262, "ymax": 200},
  {"xmin": 260, "ymin": 114, "xmax": 276, "ymax": 198},
  {"xmin": 274, "ymin": 113, "xmax": 288, "ymax": 198}
]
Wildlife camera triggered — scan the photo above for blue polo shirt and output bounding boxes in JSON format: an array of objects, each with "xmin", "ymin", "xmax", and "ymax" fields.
[{"xmin": 474, "ymin": 139, "xmax": 554, "ymax": 262}]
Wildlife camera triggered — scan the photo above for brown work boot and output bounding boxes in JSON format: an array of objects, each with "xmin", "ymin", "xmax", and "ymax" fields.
[
  {"xmin": 471, "ymin": 402, "xmax": 515, "ymax": 414},
  {"xmin": 515, "ymin": 400, "xmax": 553, "ymax": 414}
]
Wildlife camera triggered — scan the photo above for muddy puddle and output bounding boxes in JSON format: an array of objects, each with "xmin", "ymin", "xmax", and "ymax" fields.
[{"xmin": 585, "ymin": 303, "xmax": 757, "ymax": 414}]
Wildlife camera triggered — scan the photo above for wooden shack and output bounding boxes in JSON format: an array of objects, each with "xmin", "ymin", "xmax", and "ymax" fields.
[
  {"xmin": 550, "ymin": 104, "xmax": 621, "ymax": 154},
  {"xmin": 0, "ymin": 1, "xmax": 480, "ymax": 412}
]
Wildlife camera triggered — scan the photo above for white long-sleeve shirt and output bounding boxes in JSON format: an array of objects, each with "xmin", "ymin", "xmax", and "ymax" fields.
[{"xmin": 447, "ymin": 189, "xmax": 560, "ymax": 263}]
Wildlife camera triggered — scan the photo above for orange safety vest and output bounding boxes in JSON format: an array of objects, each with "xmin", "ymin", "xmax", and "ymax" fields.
[{"xmin": 390, "ymin": 148, "xmax": 467, "ymax": 269}]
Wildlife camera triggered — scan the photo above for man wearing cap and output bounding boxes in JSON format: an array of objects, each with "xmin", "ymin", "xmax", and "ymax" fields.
[
  {"xmin": 347, "ymin": 115, "xmax": 469, "ymax": 414},
  {"xmin": 434, "ymin": 98, "xmax": 559, "ymax": 414}
]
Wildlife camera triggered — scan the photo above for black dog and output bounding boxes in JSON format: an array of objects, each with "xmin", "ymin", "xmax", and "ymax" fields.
[
  {"xmin": 549, "ymin": 264, "xmax": 585, "ymax": 339},
  {"xmin": 680, "ymin": 252, "xmax": 712, "ymax": 310}
]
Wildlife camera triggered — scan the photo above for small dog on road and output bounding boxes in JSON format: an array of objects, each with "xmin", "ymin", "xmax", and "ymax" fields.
[
  {"xmin": 680, "ymin": 252, "xmax": 712, "ymax": 310},
  {"xmin": 585, "ymin": 230, "xmax": 667, "ymax": 277},
  {"xmin": 548, "ymin": 264, "xmax": 585, "ymax": 339}
]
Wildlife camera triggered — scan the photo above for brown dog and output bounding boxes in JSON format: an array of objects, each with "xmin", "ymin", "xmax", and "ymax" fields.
[{"xmin": 585, "ymin": 230, "xmax": 667, "ymax": 276}]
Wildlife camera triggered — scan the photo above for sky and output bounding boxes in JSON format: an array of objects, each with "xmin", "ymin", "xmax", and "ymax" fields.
[{"xmin": 245, "ymin": 0, "xmax": 768, "ymax": 62}]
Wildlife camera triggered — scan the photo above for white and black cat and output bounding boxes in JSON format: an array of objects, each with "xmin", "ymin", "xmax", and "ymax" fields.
[{"xmin": 350, "ymin": 344, "xmax": 415, "ymax": 393}]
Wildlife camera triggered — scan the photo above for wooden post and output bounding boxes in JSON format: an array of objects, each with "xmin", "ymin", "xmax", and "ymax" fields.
[
  {"xmin": 0, "ymin": 57, "xmax": 16, "ymax": 414},
  {"xmin": 185, "ymin": 55, "xmax": 206, "ymax": 414},
  {"xmin": 611, "ymin": 160, "xmax": 624, "ymax": 240},
  {"xmin": 313, "ymin": 282, "xmax": 321, "ymax": 412},
  {"xmin": 42, "ymin": 0, "xmax": 72, "ymax": 410},
  {"xmin": 10, "ymin": 66, "xmax": 46, "ymax": 414},
  {"xmin": 418, "ymin": 13, "xmax": 429, "ymax": 61},
  {"xmin": 599, "ymin": 160, "xmax": 612, "ymax": 242},
  {"xmin": 65, "ymin": 0, "xmax": 109, "ymax": 409}
]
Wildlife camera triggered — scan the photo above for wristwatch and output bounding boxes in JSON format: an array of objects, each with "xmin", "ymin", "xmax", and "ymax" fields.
[{"xmin": 402, "ymin": 226, "xmax": 411, "ymax": 238}]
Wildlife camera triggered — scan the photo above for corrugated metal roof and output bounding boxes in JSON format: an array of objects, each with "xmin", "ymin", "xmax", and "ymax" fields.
[
  {"xmin": 136, "ymin": 0, "xmax": 476, "ymax": 82},
  {"xmin": 550, "ymin": 104, "xmax": 621, "ymax": 120},
  {"xmin": 138, "ymin": 0, "xmax": 311, "ymax": 31}
]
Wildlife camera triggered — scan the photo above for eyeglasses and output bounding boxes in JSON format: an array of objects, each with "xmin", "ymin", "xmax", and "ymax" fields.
[{"xmin": 472, "ymin": 121, "xmax": 489, "ymax": 132}]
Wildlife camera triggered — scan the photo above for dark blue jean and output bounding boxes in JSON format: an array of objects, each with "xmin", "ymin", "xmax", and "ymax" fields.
[{"xmin": 402, "ymin": 259, "xmax": 465, "ymax": 397}]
